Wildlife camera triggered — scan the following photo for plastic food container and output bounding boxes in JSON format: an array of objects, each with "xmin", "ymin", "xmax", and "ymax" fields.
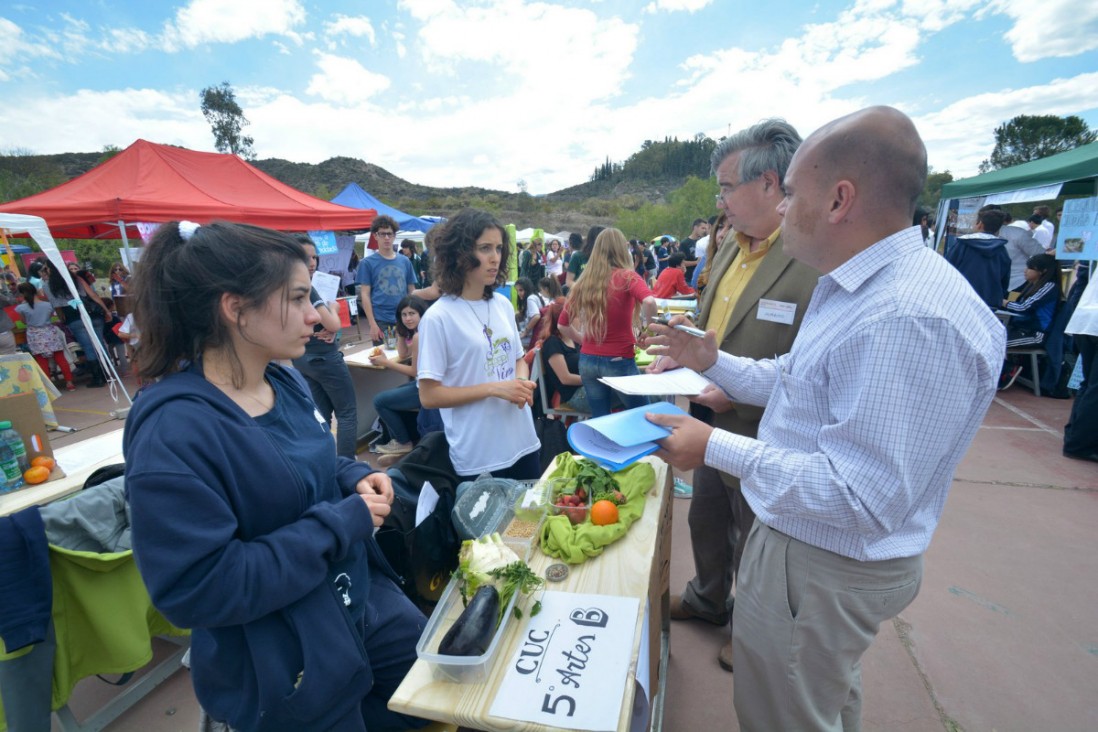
[
  {"xmin": 415, "ymin": 572, "xmax": 521, "ymax": 683},
  {"xmin": 451, "ymin": 476, "xmax": 516, "ymax": 540},
  {"xmin": 511, "ymin": 479, "xmax": 552, "ymax": 521},
  {"xmin": 547, "ymin": 476, "xmax": 591, "ymax": 525},
  {"xmin": 500, "ymin": 509, "xmax": 545, "ymax": 558}
]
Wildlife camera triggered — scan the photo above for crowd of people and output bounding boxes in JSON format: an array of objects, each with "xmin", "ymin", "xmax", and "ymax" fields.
[
  {"xmin": 0, "ymin": 256, "xmax": 139, "ymax": 390},
  {"xmin": 3, "ymin": 103, "xmax": 1096, "ymax": 732},
  {"xmin": 941, "ymin": 201, "xmax": 1089, "ymax": 393}
]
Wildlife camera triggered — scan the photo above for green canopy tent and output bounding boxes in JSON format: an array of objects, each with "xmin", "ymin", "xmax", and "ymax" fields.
[
  {"xmin": 936, "ymin": 141, "xmax": 1098, "ymax": 252},
  {"xmin": 941, "ymin": 141, "xmax": 1098, "ymax": 200}
]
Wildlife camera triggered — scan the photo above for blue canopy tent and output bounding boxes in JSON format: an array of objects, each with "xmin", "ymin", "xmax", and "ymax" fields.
[{"xmin": 331, "ymin": 183, "xmax": 436, "ymax": 233}]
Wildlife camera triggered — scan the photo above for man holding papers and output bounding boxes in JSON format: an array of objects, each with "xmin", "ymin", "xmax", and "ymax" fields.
[
  {"xmin": 644, "ymin": 107, "xmax": 1004, "ymax": 731},
  {"xmin": 651, "ymin": 119, "xmax": 818, "ymax": 673}
]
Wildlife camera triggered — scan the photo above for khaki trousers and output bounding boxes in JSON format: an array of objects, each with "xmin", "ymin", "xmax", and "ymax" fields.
[{"xmin": 732, "ymin": 521, "xmax": 923, "ymax": 731}]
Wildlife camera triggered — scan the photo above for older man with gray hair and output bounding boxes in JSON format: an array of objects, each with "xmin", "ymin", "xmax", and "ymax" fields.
[{"xmin": 654, "ymin": 119, "xmax": 819, "ymax": 673}]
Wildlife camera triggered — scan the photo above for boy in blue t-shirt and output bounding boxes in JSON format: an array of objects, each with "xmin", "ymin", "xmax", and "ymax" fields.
[{"xmin": 355, "ymin": 215, "xmax": 418, "ymax": 344}]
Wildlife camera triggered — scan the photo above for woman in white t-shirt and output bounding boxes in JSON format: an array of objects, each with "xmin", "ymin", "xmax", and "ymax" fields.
[
  {"xmin": 416, "ymin": 209, "xmax": 540, "ymax": 480},
  {"xmin": 545, "ymin": 239, "xmax": 564, "ymax": 279}
]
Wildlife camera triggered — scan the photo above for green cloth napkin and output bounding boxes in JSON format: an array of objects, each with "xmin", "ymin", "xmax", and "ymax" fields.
[{"xmin": 539, "ymin": 454, "xmax": 656, "ymax": 564}]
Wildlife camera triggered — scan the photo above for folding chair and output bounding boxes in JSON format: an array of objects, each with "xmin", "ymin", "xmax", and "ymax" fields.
[{"xmin": 530, "ymin": 348, "xmax": 591, "ymax": 422}]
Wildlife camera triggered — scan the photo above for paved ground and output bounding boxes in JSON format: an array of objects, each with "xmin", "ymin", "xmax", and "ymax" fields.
[{"xmin": 33, "ymin": 359, "xmax": 1098, "ymax": 732}]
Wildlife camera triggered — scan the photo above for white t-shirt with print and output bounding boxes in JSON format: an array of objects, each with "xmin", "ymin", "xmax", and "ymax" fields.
[{"xmin": 417, "ymin": 293, "xmax": 539, "ymax": 475}]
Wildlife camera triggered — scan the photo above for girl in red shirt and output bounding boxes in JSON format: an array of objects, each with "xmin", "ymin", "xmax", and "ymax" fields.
[{"xmin": 559, "ymin": 228, "xmax": 658, "ymax": 416}]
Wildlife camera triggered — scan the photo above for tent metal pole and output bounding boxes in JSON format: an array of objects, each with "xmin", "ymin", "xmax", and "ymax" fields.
[{"xmin": 118, "ymin": 220, "xmax": 135, "ymax": 267}]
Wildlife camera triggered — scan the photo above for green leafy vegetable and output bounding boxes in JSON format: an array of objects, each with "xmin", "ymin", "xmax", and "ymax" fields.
[
  {"xmin": 570, "ymin": 459, "xmax": 622, "ymax": 504},
  {"xmin": 453, "ymin": 533, "xmax": 545, "ymax": 623},
  {"xmin": 488, "ymin": 561, "xmax": 544, "ymax": 620}
]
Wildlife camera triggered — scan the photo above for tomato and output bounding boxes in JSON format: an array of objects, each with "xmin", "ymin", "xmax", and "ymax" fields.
[
  {"xmin": 30, "ymin": 456, "xmax": 56, "ymax": 472},
  {"xmin": 23, "ymin": 466, "xmax": 51, "ymax": 485},
  {"xmin": 564, "ymin": 506, "xmax": 586, "ymax": 525}
]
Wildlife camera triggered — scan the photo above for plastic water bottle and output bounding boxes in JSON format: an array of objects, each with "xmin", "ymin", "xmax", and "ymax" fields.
[
  {"xmin": 0, "ymin": 420, "xmax": 28, "ymax": 471},
  {"xmin": 0, "ymin": 439, "xmax": 23, "ymax": 492}
]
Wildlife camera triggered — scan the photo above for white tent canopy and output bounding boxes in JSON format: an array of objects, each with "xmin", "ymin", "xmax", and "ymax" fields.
[
  {"xmin": 354, "ymin": 230, "xmax": 425, "ymax": 247},
  {"xmin": 514, "ymin": 228, "xmax": 572, "ymax": 244},
  {"xmin": 0, "ymin": 213, "xmax": 132, "ymax": 410}
]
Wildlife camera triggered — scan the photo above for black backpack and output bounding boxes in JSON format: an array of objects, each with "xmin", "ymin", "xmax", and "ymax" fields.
[{"xmin": 374, "ymin": 432, "xmax": 461, "ymax": 611}]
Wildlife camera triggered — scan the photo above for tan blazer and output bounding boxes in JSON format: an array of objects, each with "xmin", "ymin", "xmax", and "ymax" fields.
[{"xmin": 696, "ymin": 233, "xmax": 819, "ymax": 438}]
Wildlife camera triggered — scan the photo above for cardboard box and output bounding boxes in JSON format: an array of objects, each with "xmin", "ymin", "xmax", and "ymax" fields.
[{"xmin": 0, "ymin": 392, "xmax": 54, "ymax": 461}]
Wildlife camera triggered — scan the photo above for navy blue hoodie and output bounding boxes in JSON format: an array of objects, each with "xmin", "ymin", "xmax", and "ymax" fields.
[
  {"xmin": 124, "ymin": 363, "xmax": 392, "ymax": 732},
  {"xmin": 945, "ymin": 233, "xmax": 1010, "ymax": 309}
]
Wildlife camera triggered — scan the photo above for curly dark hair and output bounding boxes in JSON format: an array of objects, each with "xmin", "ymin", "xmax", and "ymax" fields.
[
  {"xmin": 430, "ymin": 209, "xmax": 510, "ymax": 300},
  {"xmin": 370, "ymin": 215, "xmax": 398, "ymax": 234}
]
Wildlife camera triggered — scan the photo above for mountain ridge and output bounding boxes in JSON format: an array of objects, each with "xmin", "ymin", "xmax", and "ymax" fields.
[{"xmin": 0, "ymin": 139, "xmax": 714, "ymax": 233}]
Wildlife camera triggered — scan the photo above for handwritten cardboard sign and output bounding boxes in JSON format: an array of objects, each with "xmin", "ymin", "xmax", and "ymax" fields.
[{"xmin": 489, "ymin": 591, "xmax": 639, "ymax": 731}]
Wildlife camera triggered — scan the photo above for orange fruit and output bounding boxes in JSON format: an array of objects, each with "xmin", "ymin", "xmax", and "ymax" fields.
[
  {"xmin": 23, "ymin": 465, "xmax": 51, "ymax": 485},
  {"xmin": 30, "ymin": 456, "xmax": 56, "ymax": 471},
  {"xmin": 590, "ymin": 499, "xmax": 619, "ymax": 526}
]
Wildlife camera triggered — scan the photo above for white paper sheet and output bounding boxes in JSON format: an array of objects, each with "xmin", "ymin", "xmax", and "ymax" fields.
[
  {"xmin": 344, "ymin": 348, "xmax": 400, "ymax": 367},
  {"xmin": 415, "ymin": 481, "xmax": 439, "ymax": 528},
  {"xmin": 311, "ymin": 270, "xmax": 342, "ymax": 304},
  {"xmin": 598, "ymin": 369, "xmax": 712, "ymax": 396},
  {"xmin": 53, "ymin": 429, "xmax": 125, "ymax": 475},
  {"xmin": 489, "ymin": 591, "xmax": 641, "ymax": 731}
]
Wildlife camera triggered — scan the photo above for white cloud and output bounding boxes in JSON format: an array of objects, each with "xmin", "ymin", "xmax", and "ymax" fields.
[
  {"xmin": 306, "ymin": 52, "xmax": 391, "ymax": 105},
  {"xmin": 324, "ymin": 14, "xmax": 377, "ymax": 46},
  {"xmin": 669, "ymin": 4, "xmax": 924, "ymax": 152},
  {"xmin": 403, "ymin": 0, "xmax": 638, "ymax": 106},
  {"xmin": 0, "ymin": 16, "xmax": 62, "ymax": 61},
  {"xmin": 643, "ymin": 0, "xmax": 714, "ymax": 13},
  {"xmin": 162, "ymin": 0, "xmax": 307, "ymax": 51},
  {"xmin": 0, "ymin": 87, "xmax": 208, "ymax": 155},
  {"xmin": 5, "ymin": 0, "xmax": 1098, "ymax": 197},
  {"xmin": 916, "ymin": 70, "xmax": 1098, "ymax": 177},
  {"xmin": 897, "ymin": 0, "xmax": 982, "ymax": 32},
  {"xmin": 989, "ymin": 0, "xmax": 1098, "ymax": 62}
]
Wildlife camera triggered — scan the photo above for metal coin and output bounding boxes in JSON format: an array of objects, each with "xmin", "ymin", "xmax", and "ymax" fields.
[{"xmin": 545, "ymin": 563, "xmax": 570, "ymax": 582}]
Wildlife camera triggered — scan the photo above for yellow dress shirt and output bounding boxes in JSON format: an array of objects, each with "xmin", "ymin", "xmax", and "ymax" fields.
[{"xmin": 705, "ymin": 227, "xmax": 782, "ymax": 339}]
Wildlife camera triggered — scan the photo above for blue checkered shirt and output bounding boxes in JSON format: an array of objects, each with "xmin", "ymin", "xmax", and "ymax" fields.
[{"xmin": 703, "ymin": 227, "xmax": 1006, "ymax": 560}]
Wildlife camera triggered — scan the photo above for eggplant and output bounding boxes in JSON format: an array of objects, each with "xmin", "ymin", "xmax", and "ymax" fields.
[{"xmin": 438, "ymin": 585, "xmax": 500, "ymax": 657}]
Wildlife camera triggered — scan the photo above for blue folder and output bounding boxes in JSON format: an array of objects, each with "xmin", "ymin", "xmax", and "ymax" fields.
[{"xmin": 565, "ymin": 401, "xmax": 687, "ymax": 471}]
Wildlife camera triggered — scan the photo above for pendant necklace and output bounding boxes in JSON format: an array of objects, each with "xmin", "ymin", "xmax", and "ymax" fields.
[{"xmin": 461, "ymin": 297, "xmax": 493, "ymax": 339}]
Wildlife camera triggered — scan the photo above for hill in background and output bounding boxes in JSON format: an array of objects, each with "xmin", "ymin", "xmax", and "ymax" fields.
[{"xmin": 0, "ymin": 135, "xmax": 717, "ymax": 236}]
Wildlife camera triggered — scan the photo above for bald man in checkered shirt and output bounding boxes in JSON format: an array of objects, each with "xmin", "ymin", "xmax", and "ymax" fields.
[{"xmin": 645, "ymin": 106, "xmax": 1005, "ymax": 731}]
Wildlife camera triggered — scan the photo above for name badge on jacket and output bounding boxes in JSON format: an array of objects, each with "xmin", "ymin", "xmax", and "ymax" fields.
[{"xmin": 756, "ymin": 298, "xmax": 796, "ymax": 325}]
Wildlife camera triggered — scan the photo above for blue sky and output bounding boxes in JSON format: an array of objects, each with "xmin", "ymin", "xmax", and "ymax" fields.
[{"xmin": 2, "ymin": 0, "xmax": 1097, "ymax": 195}]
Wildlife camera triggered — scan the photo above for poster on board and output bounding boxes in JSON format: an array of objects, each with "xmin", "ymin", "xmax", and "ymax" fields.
[
  {"xmin": 1056, "ymin": 197, "xmax": 1098, "ymax": 261},
  {"xmin": 308, "ymin": 230, "xmax": 339, "ymax": 255}
]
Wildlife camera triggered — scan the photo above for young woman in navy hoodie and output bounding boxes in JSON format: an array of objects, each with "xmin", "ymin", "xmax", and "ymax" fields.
[{"xmin": 123, "ymin": 221, "xmax": 428, "ymax": 732}]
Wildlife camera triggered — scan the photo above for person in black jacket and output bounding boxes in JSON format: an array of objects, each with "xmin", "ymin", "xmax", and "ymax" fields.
[
  {"xmin": 945, "ymin": 208, "xmax": 1011, "ymax": 309},
  {"xmin": 124, "ymin": 220, "xmax": 427, "ymax": 732}
]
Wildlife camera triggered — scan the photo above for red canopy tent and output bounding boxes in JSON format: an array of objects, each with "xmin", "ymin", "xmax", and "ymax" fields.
[{"xmin": 0, "ymin": 139, "xmax": 376, "ymax": 239}]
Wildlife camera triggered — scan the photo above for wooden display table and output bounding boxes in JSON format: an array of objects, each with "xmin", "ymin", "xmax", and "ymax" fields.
[
  {"xmin": 389, "ymin": 457, "xmax": 673, "ymax": 731},
  {"xmin": 0, "ymin": 428, "xmax": 124, "ymax": 517},
  {"xmin": 344, "ymin": 348, "xmax": 412, "ymax": 441}
]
